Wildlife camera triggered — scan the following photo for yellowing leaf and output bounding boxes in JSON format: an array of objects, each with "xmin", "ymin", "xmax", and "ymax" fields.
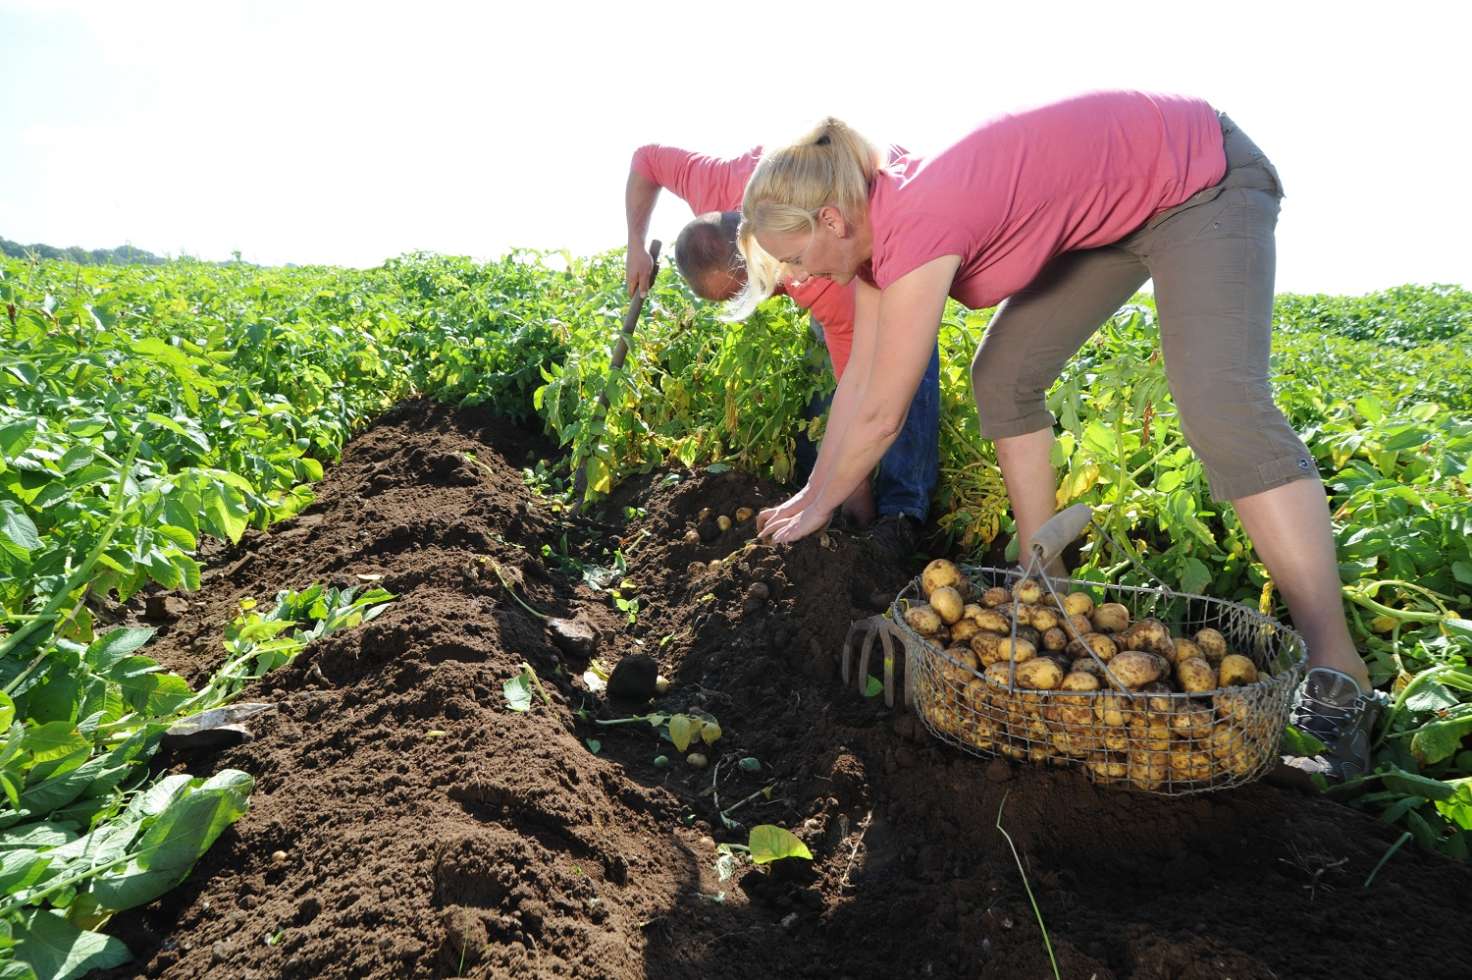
[
  {"xmin": 700, "ymin": 721, "xmax": 722, "ymax": 746},
  {"xmin": 669, "ymin": 713, "xmax": 697, "ymax": 753},
  {"xmin": 748, "ymin": 825, "xmax": 812, "ymax": 865}
]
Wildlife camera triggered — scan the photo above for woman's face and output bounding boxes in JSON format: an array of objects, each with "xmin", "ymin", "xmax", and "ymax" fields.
[{"xmin": 756, "ymin": 206, "xmax": 868, "ymax": 286}]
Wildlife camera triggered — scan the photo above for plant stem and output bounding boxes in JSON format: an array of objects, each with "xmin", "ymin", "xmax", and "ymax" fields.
[
  {"xmin": 995, "ymin": 791, "xmax": 1060, "ymax": 980},
  {"xmin": 1363, "ymin": 831, "xmax": 1412, "ymax": 888}
]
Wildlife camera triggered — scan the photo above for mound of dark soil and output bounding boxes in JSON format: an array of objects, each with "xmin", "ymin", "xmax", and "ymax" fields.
[{"xmin": 101, "ymin": 398, "xmax": 1472, "ymax": 979}]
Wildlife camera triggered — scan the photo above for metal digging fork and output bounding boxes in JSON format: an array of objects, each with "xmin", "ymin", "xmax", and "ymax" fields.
[{"xmin": 840, "ymin": 615, "xmax": 915, "ymax": 710}]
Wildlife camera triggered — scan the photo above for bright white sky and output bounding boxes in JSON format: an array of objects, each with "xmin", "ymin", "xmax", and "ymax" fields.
[{"xmin": 2, "ymin": 0, "xmax": 1468, "ymax": 294}]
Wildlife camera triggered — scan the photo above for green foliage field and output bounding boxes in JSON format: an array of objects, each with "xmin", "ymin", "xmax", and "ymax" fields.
[{"xmin": 1, "ymin": 250, "xmax": 1469, "ymax": 977}]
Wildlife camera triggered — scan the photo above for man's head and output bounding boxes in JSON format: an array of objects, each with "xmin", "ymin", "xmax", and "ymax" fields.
[{"xmin": 674, "ymin": 210, "xmax": 746, "ymax": 301}]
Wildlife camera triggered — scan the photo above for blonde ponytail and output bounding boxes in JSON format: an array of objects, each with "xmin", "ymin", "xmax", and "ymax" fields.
[{"xmin": 724, "ymin": 117, "xmax": 881, "ymax": 320}]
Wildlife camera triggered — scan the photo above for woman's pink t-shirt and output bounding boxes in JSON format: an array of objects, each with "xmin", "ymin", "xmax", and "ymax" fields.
[
  {"xmin": 864, "ymin": 91, "xmax": 1226, "ymax": 309},
  {"xmin": 631, "ymin": 144, "xmax": 861, "ymax": 378}
]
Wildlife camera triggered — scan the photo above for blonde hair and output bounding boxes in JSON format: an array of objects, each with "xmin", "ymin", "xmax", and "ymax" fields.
[{"xmin": 725, "ymin": 117, "xmax": 881, "ymax": 320}]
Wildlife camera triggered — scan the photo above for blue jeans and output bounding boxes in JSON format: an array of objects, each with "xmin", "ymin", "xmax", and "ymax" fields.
[{"xmin": 794, "ymin": 344, "xmax": 940, "ymax": 523}]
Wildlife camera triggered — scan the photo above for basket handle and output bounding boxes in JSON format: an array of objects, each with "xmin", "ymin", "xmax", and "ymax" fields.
[{"xmin": 1028, "ymin": 503, "xmax": 1093, "ymax": 568}]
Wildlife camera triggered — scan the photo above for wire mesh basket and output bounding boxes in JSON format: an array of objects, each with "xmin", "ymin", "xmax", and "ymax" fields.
[{"xmin": 892, "ymin": 507, "xmax": 1308, "ymax": 795}]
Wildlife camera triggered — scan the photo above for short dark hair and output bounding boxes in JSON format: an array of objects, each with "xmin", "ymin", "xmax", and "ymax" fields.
[{"xmin": 674, "ymin": 211, "xmax": 743, "ymax": 297}]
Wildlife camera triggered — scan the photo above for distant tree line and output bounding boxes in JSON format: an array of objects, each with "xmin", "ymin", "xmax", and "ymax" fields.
[{"xmin": 1, "ymin": 236, "xmax": 169, "ymax": 266}]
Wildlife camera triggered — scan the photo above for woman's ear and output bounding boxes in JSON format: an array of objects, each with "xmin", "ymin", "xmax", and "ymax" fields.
[{"xmin": 819, "ymin": 205, "xmax": 849, "ymax": 238}]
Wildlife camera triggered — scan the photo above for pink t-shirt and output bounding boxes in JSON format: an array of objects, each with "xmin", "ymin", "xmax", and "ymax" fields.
[
  {"xmin": 631, "ymin": 143, "xmax": 861, "ymax": 378},
  {"xmin": 864, "ymin": 91, "xmax": 1226, "ymax": 309}
]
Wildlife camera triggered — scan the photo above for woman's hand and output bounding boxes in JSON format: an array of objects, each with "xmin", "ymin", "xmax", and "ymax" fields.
[
  {"xmin": 626, "ymin": 245, "xmax": 654, "ymax": 296},
  {"xmin": 755, "ymin": 486, "xmax": 810, "ymax": 536},
  {"xmin": 761, "ymin": 499, "xmax": 835, "ymax": 544}
]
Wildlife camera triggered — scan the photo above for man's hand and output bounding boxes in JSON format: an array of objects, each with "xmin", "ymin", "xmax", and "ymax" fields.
[{"xmin": 626, "ymin": 244, "xmax": 654, "ymax": 297}]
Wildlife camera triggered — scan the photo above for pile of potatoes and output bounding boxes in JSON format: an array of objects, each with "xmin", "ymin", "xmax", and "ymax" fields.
[{"xmin": 903, "ymin": 559, "xmax": 1277, "ymax": 790}]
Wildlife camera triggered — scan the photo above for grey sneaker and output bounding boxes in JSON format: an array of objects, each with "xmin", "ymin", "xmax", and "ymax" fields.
[{"xmin": 1280, "ymin": 667, "xmax": 1386, "ymax": 782}]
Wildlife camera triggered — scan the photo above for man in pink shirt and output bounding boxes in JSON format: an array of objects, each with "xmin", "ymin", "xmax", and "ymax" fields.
[
  {"xmin": 624, "ymin": 142, "xmax": 940, "ymax": 550},
  {"xmin": 731, "ymin": 91, "xmax": 1383, "ymax": 781}
]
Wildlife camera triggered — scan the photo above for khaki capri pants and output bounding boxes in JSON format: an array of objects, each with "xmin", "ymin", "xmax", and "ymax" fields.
[{"xmin": 971, "ymin": 113, "xmax": 1316, "ymax": 501}]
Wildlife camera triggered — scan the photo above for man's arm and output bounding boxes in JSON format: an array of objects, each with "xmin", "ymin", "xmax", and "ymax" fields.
[{"xmin": 625, "ymin": 164, "xmax": 661, "ymax": 296}]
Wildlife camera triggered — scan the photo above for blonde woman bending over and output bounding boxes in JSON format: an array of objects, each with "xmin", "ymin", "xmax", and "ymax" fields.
[{"xmin": 732, "ymin": 90, "xmax": 1382, "ymax": 780}]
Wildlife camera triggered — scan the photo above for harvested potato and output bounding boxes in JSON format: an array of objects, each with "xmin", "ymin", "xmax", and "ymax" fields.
[
  {"xmin": 1119, "ymin": 618, "xmax": 1172, "ymax": 656},
  {"xmin": 1218, "ymin": 654, "xmax": 1259, "ymax": 686},
  {"xmin": 1091, "ymin": 602, "xmax": 1131, "ymax": 634},
  {"xmin": 1062, "ymin": 592, "xmax": 1095, "ymax": 617},
  {"xmin": 962, "ymin": 602, "xmax": 985, "ymax": 621},
  {"xmin": 922, "ymin": 559, "xmax": 962, "ymax": 597},
  {"xmin": 996, "ymin": 637, "xmax": 1037, "ymax": 663},
  {"xmin": 1129, "ymin": 714, "xmax": 1173, "ymax": 752},
  {"xmin": 1102, "ymin": 728, "xmax": 1130, "ymax": 752},
  {"xmin": 1060, "ymin": 671, "xmax": 1101, "ymax": 693},
  {"xmin": 1016, "ymin": 658, "xmax": 1063, "ymax": 690},
  {"xmin": 930, "ymin": 586, "xmax": 965, "ymax": 625},
  {"xmin": 1214, "ymin": 691, "xmax": 1251, "ymax": 724},
  {"xmin": 981, "ymin": 586, "xmax": 1010, "ymax": 608},
  {"xmin": 942, "ymin": 647, "xmax": 977, "ymax": 685},
  {"xmin": 1070, "ymin": 656, "xmax": 1107, "ymax": 678},
  {"xmin": 963, "ymin": 678, "xmax": 990, "ymax": 710},
  {"xmin": 1225, "ymin": 747, "xmax": 1262, "ymax": 777},
  {"xmin": 1169, "ymin": 750, "xmax": 1214, "ymax": 781},
  {"xmin": 1052, "ymin": 729, "xmax": 1095, "ymax": 757},
  {"xmin": 1066, "ymin": 613, "xmax": 1094, "ymax": 638},
  {"xmin": 1105, "ymin": 651, "xmax": 1163, "ymax": 689},
  {"xmin": 1140, "ymin": 680, "xmax": 1176, "ymax": 715},
  {"xmin": 904, "ymin": 604, "xmax": 943, "ymax": 635},
  {"xmin": 1171, "ymin": 704, "xmax": 1214, "ymax": 741},
  {"xmin": 1094, "ymin": 692, "xmax": 1133, "ymax": 727},
  {"xmin": 1208, "ymin": 723, "xmax": 1246, "ymax": 759},
  {"xmin": 1087, "ymin": 755, "xmax": 1128, "ymax": 782},
  {"xmin": 1014, "ymin": 625, "xmax": 1043, "ymax": 649},
  {"xmin": 1067, "ymin": 632, "xmax": 1118, "ymax": 662},
  {"xmin": 734, "ymin": 506, "xmax": 754, "ymax": 523},
  {"xmin": 1128, "ymin": 753, "xmax": 1169, "ymax": 790},
  {"xmin": 683, "ymin": 528, "xmax": 700, "ymax": 544},
  {"xmin": 972, "ymin": 609, "xmax": 1011, "ymax": 634},
  {"xmin": 1194, "ymin": 627, "xmax": 1228, "ymax": 662},
  {"xmin": 1028, "ymin": 606, "xmax": 1061, "ymax": 632},
  {"xmin": 950, "ymin": 618, "xmax": 981, "ymax": 643},
  {"xmin": 999, "ymin": 741, "xmax": 1026, "ymax": 761},
  {"xmin": 1012, "ymin": 577, "xmax": 1044, "ymax": 604},
  {"xmin": 1176, "ymin": 657, "xmax": 1218, "ymax": 694},
  {"xmin": 970, "ymin": 631, "xmax": 1003, "ymax": 664},
  {"xmin": 1172, "ymin": 637, "xmax": 1204, "ymax": 664},
  {"xmin": 717, "ymin": 515, "xmax": 733, "ymax": 532},
  {"xmin": 1042, "ymin": 627, "xmax": 1068, "ymax": 652},
  {"xmin": 984, "ymin": 661, "xmax": 1017, "ymax": 689}
]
